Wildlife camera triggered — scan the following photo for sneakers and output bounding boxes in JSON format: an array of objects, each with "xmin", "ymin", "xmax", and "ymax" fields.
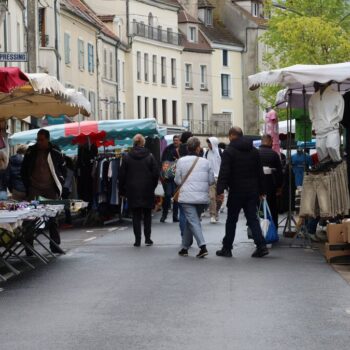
[
  {"xmin": 178, "ymin": 248, "xmax": 189, "ymax": 257},
  {"xmin": 145, "ymin": 239, "xmax": 154, "ymax": 246},
  {"xmin": 160, "ymin": 214, "xmax": 167, "ymax": 223},
  {"xmin": 216, "ymin": 248, "xmax": 233, "ymax": 258},
  {"xmin": 251, "ymin": 246, "xmax": 269, "ymax": 258},
  {"xmin": 210, "ymin": 216, "xmax": 217, "ymax": 224},
  {"xmin": 134, "ymin": 241, "xmax": 141, "ymax": 247},
  {"xmin": 196, "ymin": 246, "xmax": 208, "ymax": 258}
]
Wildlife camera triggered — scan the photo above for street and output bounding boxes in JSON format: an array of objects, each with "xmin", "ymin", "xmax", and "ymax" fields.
[{"xmin": 0, "ymin": 213, "xmax": 350, "ymax": 350}]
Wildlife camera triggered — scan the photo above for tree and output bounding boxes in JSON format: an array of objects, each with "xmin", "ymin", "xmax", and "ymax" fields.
[{"xmin": 260, "ymin": 0, "xmax": 350, "ymax": 110}]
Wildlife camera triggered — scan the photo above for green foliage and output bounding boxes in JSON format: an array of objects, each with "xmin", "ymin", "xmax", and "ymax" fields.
[{"xmin": 260, "ymin": 0, "xmax": 350, "ymax": 116}]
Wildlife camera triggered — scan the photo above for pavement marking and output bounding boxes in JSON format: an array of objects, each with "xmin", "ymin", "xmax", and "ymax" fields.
[
  {"xmin": 84, "ymin": 236, "xmax": 97, "ymax": 242},
  {"xmin": 86, "ymin": 230, "xmax": 94, "ymax": 233}
]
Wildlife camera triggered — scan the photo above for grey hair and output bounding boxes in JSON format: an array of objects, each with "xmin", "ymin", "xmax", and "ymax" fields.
[
  {"xmin": 187, "ymin": 137, "xmax": 201, "ymax": 153},
  {"xmin": 133, "ymin": 134, "xmax": 146, "ymax": 147}
]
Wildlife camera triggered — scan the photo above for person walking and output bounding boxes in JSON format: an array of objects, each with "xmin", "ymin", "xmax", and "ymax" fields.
[
  {"xmin": 216, "ymin": 127, "xmax": 269, "ymax": 258},
  {"xmin": 160, "ymin": 135, "xmax": 180, "ymax": 223},
  {"xmin": 8, "ymin": 145, "xmax": 27, "ymax": 201},
  {"xmin": 119, "ymin": 134, "xmax": 159, "ymax": 247},
  {"xmin": 21, "ymin": 129, "xmax": 66, "ymax": 253},
  {"xmin": 258, "ymin": 135, "xmax": 283, "ymax": 229},
  {"xmin": 175, "ymin": 137, "xmax": 215, "ymax": 258},
  {"xmin": 61, "ymin": 155, "xmax": 75, "ymax": 229},
  {"xmin": 0, "ymin": 151, "xmax": 9, "ymax": 200},
  {"xmin": 205, "ymin": 137, "xmax": 223, "ymax": 223}
]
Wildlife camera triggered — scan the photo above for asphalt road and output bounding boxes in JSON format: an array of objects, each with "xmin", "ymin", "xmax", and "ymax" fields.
[{"xmin": 1, "ymin": 213, "xmax": 350, "ymax": 350}]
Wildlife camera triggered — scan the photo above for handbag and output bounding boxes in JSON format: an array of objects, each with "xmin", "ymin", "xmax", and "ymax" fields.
[
  {"xmin": 259, "ymin": 199, "xmax": 279, "ymax": 244},
  {"xmin": 173, "ymin": 157, "xmax": 199, "ymax": 203},
  {"xmin": 154, "ymin": 182, "xmax": 165, "ymax": 197}
]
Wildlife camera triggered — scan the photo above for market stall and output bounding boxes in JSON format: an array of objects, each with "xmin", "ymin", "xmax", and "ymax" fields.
[{"xmin": 249, "ymin": 62, "xmax": 350, "ymax": 256}]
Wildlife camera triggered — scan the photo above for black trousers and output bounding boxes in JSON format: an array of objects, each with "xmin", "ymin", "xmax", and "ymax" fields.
[
  {"xmin": 132, "ymin": 208, "xmax": 152, "ymax": 243},
  {"xmin": 223, "ymin": 193, "xmax": 266, "ymax": 250}
]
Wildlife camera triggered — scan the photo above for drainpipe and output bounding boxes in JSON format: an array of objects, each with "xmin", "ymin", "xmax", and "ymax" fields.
[
  {"xmin": 126, "ymin": 0, "xmax": 130, "ymax": 44},
  {"xmin": 96, "ymin": 32, "xmax": 101, "ymax": 121},
  {"xmin": 3, "ymin": 12, "xmax": 7, "ymax": 67},
  {"xmin": 54, "ymin": 0, "xmax": 60, "ymax": 79},
  {"xmin": 115, "ymin": 41, "xmax": 120, "ymax": 119}
]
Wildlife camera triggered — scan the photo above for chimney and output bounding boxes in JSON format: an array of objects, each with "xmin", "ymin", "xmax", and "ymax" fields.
[{"xmin": 178, "ymin": 0, "xmax": 198, "ymax": 19}]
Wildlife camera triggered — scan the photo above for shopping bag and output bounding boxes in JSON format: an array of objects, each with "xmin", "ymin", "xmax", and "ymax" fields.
[
  {"xmin": 259, "ymin": 199, "xmax": 279, "ymax": 244},
  {"xmin": 155, "ymin": 183, "xmax": 165, "ymax": 197}
]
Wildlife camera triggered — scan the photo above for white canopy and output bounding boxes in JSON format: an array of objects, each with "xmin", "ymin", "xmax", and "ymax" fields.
[{"xmin": 249, "ymin": 62, "xmax": 350, "ymax": 91}]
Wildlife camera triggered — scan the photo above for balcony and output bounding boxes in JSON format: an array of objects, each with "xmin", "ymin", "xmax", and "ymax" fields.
[
  {"xmin": 132, "ymin": 21, "xmax": 182, "ymax": 46},
  {"xmin": 189, "ymin": 114, "xmax": 232, "ymax": 136}
]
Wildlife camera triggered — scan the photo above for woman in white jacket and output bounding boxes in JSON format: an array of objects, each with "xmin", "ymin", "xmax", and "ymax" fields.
[{"xmin": 175, "ymin": 137, "xmax": 215, "ymax": 258}]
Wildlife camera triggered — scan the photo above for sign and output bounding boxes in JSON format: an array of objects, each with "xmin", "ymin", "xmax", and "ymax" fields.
[{"xmin": 0, "ymin": 52, "xmax": 28, "ymax": 62}]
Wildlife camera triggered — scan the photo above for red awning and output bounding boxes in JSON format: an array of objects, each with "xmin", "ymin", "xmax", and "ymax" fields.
[{"xmin": 0, "ymin": 67, "xmax": 29, "ymax": 93}]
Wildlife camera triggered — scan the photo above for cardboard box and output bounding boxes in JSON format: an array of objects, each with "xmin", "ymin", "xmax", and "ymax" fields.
[
  {"xmin": 325, "ymin": 243, "xmax": 350, "ymax": 263},
  {"xmin": 327, "ymin": 223, "xmax": 347, "ymax": 244},
  {"xmin": 343, "ymin": 220, "xmax": 350, "ymax": 243}
]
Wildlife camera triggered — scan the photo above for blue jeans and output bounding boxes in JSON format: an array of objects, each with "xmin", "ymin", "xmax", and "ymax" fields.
[
  {"xmin": 179, "ymin": 204, "xmax": 186, "ymax": 236},
  {"xmin": 162, "ymin": 181, "xmax": 178, "ymax": 219},
  {"xmin": 306, "ymin": 217, "xmax": 319, "ymax": 235},
  {"xmin": 181, "ymin": 204, "xmax": 206, "ymax": 249},
  {"xmin": 224, "ymin": 193, "xmax": 266, "ymax": 250}
]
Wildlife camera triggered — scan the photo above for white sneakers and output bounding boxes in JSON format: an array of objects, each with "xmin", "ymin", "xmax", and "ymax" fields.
[{"xmin": 210, "ymin": 217, "xmax": 217, "ymax": 224}]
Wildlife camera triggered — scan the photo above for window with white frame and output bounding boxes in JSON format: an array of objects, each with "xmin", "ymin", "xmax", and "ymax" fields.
[
  {"xmin": 223, "ymin": 50, "xmax": 228, "ymax": 67},
  {"xmin": 144, "ymin": 53, "xmax": 149, "ymax": 82},
  {"xmin": 88, "ymin": 43, "xmax": 94, "ymax": 73},
  {"xmin": 78, "ymin": 87, "xmax": 87, "ymax": 98},
  {"xmin": 161, "ymin": 57, "xmax": 166, "ymax": 85},
  {"xmin": 162, "ymin": 99, "xmax": 167, "ymax": 124},
  {"xmin": 186, "ymin": 103, "xmax": 193, "ymax": 120},
  {"xmin": 189, "ymin": 26, "xmax": 197, "ymax": 43},
  {"xmin": 252, "ymin": 2, "xmax": 259, "ymax": 17},
  {"xmin": 103, "ymin": 49, "xmax": 107, "ymax": 78},
  {"xmin": 145, "ymin": 97, "xmax": 149, "ymax": 118},
  {"xmin": 89, "ymin": 91, "xmax": 96, "ymax": 118},
  {"xmin": 152, "ymin": 55, "xmax": 157, "ymax": 83},
  {"xmin": 185, "ymin": 64, "xmax": 192, "ymax": 88},
  {"xmin": 171, "ymin": 58, "xmax": 176, "ymax": 86},
  {"xmin": 78, "ymin": 39, "xmax": 85, "ymax": 70},
  {"xmin": 153, "ymin": 98, "xmax": 157, "ymax": 119},
  {"xmin": 205, "ymin": 9, "xmax": 213, "ymax": 26},
  {"xmin": 137, "ymin": 96, "xmax": 142, "ymax": 119},
  {"xmin": 201, "ymin": 104, "xmax": 208, "ymax": 133},
  {"xmin": 200, "ymin": 65, "xmax": 207, "ymax": 89},
  {"xmin": 64, "ymin": 33, "xmax": 71, "ymax": 65},
  {"xmin": 221, "ymin": 74, "xmax": 231, "ymax": 98},
  {"xmin": 109, "ymin": 51, "xmax": 113, "ymax": 80},
  {"xmin": 137, "ymin": 51, "xmax": 141, "ymax": 80}
]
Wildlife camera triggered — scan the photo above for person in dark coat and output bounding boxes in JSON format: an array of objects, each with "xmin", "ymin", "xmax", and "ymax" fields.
[
  {"xmin": 8, "ymin": 145, "xmax": 27, "ymax": 201},
  {"xmin": 258, "ymin": 135, "xmax": 283, "ymax": 228},
  {"xmin": 119, "ymin": 134, "xmax": 159, "ymax": 247},
  {"xmin": 179, "ymin": 131, "xmax": 193, "ymax": 157},
  {"xmin": 21, "ymin": 129, "xmax": 66, "ymax": 254},
  {"xmin": 216, "ymin": 127, "xmax": 269, "ymax": 258}
]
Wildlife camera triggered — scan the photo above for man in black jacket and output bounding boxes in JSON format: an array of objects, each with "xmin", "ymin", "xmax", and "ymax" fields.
[
  {"xmin": 21, "ymin": 129, "xmax": 66, "ymax": 253},
  {"xmin": 216, "ymin": 127, "xmax": 269, "ymax": 258},
  {"xmin": 259, "ymin": 135, "xmax": 283, "ymax": 228}
]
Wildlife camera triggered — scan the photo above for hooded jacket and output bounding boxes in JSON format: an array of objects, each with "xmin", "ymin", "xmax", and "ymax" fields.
[
  {"xmin": 119, "ymin": 146, "xmax": 159, "ymax": 209},
  {"xmin": 217, "ymin": 137, "xmax": 265, "ymax": 201},
  {"xmin": 8, "ymin": 154, "xmax": 26, "ymax": 193},
  {"xmin": 21, "ymin": 143, "xmax": 66, "ymax": 196},
  {"xmin": 205, "ymin": 137, "xmax": 222, "ymax": 178}
]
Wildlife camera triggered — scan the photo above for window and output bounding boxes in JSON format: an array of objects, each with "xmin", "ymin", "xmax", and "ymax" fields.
[
  {"xmin": 171, "ymin": 59, "xmax": 176, "ymax": 86},
  {"xmin": 148, "ymin": 13, "xmax": 153, "ymax": 26},
  {"xmin": 144, "ymin": 53, "xmax": 149, "ymax": 82},
  {"xmin": 123, "ymin": 103, "xmax": 126, "ymax": 119},
  {"xmin": 158, "ymin": 26, "xmax": 163, "ymax": 41},
  {"xmin": 109, "ymin": 51, "xmax": 113, "ymax": 80},
  {"xmin": 89, "ymin": 91, "xmax": 96, "ymax": 118},
  {"xmin": 110, "ymin": 97, "xmax": 115, "ymax": 119},
  {"xmin": 103, "ymin": 49, "xmax": 107, "ymax": 78},
  {"xmin": 186, "ymin": 103, "xmax": 193, "ymax": 120},
  {"xmin": 152, "ymin": 55, "xmax": 157, "ymax": 83},
  {"xmin": 221, "ymin": 74, "xmax": 230, "ymax": 97},
  {"xmin": 185, "ymin": 64, "xmax": 192, "ymax": 88},
  {"xmin": 200, "ymin": 65, "xmax": 207, "ymax": 89},
  {"xmin": 172, "ymin": 100, "xmax": 177, "ymax": 125},
  {"xmin": 162, "ymin": 99, "xmax": 167, "ymax": 124},
  {"xmin": 223, "ymin": 50, "xmax": 228, "ymax": 67},
  {"xmin": 117, "ymin": 59, "xmax": 120, "ymax": 88},
  {"xmin": 122, "ymin": 62, "xmax": 125, "ymax": 90},
  {"xmin": 201, "ymin": 104, "xmax": 208, "ymax": 133},
  {"xmin": 252, "ymin": 2, "xmax": 259, "ymax": 17},
  {"xmin": 38, "ymin": 8, "xmax": 47, "ymax": 47},
  {"xmin": 137, "ymin": 96, "xmax": 141, "ymax": 119},
  {"xmin": 17, "ymin": 22, "xmax": 21, "ymax": 50},
  {"xmin": 205, "ymin": 9, "xmax": 213, "ymax": 26},
  {"xmin": 167, "ymin": 28, "xmax": 173, "ymax": 44},
  {"xmin": 145, "ymin": 97, "xmax": 149, "ymax": 118},
  {"xmin": 64, "ymin": 33, "xmax": 71, "ymax": 65},
  {"xmin": 161, "ymin": 57, "xmax": 166, "ymax": 85},
  {"xmin": 153, "ymin": 98, "xmax": 157, "ymax": 119},
  {"xmin": 78, "ymin": 39, "xmax": 85, "ymax": 70},
  {"xmin": 88, "ymin": 43, "xmax": 94, "ymax": 73},
  {"xmin": 78, "ymin": 87, "xmax": 87, "ymax": 97},
  {"xmin": 137, "ymin": 51, "xmax": 141, "ymax": 80},
  {"xmin": 189, "ymin": 26, "xmax": 197, "ymax": 42}
]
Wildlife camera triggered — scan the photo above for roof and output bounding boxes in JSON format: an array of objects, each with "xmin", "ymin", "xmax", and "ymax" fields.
[
  {"xmin": 61, "ymin": 0, "xmax": 120, "ymax": 41},
  {"xmin": 180, "ymin": 29, "xmax": 212, "ymax": 53},
  {"xmin": 199, "ymin": 20, "xmax": 243, "ymax": 47},
  {"xmin": 198, "ymin": 0, "xmax": 215, "ymax": 9},
  {"xmin": 178, "ymin": 9, "xmax": 200, "ymax": 24},
  {"xmin": 231, "ymin": 1, "xmax": 268, "ymax": 27}
]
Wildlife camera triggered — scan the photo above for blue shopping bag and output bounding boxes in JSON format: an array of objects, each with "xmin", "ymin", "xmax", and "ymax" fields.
[{"xmin": 260, "ymin": 199, "xmax": 279, "ymax": 244}]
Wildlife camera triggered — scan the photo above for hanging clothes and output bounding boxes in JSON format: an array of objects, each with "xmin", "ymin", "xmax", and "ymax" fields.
[
  {"xmin": 293, "ymin": 109, "xmax": 312, "ymax": 142},
  {"xmin": 291, "ymin": 151, "xmax": 313, "ymax": 187},
  {"xmin": 265, "ymin": 109, "xmax": 280, "ymax": 154}
]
